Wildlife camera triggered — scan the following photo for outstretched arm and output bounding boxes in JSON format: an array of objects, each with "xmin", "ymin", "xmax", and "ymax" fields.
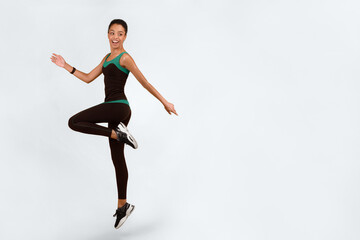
[
  {"xmin": 50, "ymin": 53, "xmax": 106, "ymax": 84},
  {"xmin": 122, "ymin": 53, "xmax": 178, "ymax": 116}
]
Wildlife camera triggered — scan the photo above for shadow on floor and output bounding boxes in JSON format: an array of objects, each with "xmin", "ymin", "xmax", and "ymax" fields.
[{"xmin": 87, "ymin": 218, "xmax": 164, "ymax": 240}]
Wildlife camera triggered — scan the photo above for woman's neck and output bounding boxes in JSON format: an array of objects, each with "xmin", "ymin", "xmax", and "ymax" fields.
[{"xmin": 110, "ymin": 48, "xmax": 125, "ymax": 54}]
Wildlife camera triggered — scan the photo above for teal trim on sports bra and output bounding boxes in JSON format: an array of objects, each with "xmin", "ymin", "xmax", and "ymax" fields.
[
  {"xmin": 103, "ymin": 52, "xmax": 130, "ymax": 74},
  {"xmin": 101, "ymin": 99, "xmax": 129, "ymax": 106}
]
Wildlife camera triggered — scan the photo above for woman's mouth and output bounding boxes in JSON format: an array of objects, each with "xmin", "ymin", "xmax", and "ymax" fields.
[{"xmin": 112, "ymin": 40, "xmax": 119, "ymax": 44}]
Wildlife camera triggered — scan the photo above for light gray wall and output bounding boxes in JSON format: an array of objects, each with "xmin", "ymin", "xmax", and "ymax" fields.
[{"xmin": 1, "ymin": 0, "xmax": 359, "ymax": 239}]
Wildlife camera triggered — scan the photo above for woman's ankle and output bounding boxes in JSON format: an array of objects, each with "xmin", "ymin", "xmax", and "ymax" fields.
[
  {"xmin": 111, "ymin": 129, "xmax": 118, "ymax": 140},
  {"xmin": 118, "ymin": 199, "xmax": 127, "ymax": 208}
]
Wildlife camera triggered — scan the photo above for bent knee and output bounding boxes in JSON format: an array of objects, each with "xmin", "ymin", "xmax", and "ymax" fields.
[{"xmin": 68, "ymin": 116, "xmax": 77, "ymax": 130}]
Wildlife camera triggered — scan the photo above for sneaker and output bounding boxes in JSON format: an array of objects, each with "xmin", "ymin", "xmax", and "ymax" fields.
[
  {"xmin": 115, "ymin": 122, "xmax": 138, "ymax": 149},
  {"xmin": 113, "ymin": 202, "xmax": 135, "ymax": 229}
]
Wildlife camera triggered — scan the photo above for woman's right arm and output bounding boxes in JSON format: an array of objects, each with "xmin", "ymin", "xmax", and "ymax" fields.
[{"xmin": 51, "ymin": 53, "xmax": 107, "ymax": 84}]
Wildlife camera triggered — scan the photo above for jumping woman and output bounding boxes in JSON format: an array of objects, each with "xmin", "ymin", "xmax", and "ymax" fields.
[{"xmin": 50, "ymin": 19, "xmax": 178, "ymax": 229}]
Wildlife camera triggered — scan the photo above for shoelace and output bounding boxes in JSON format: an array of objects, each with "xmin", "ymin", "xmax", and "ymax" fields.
[
  {"xmin": 113, "ymin": 209, "xmax": 122, "ymax": 217},
  {"xmin": 113, "ymin": 204, "xmax": 127, "ymax": 217},
  {"xmin": 115, "ymin": 128, "xmax": 128, "ymax": 141},
  {"xmin": 113, "ymin": 210, "xmax": 118, "ymax": 217}
]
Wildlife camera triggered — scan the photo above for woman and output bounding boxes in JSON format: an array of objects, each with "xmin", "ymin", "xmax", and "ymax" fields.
[{"xmin": 50, "ymin": 19, "xmax": 178, "ymax": 229}]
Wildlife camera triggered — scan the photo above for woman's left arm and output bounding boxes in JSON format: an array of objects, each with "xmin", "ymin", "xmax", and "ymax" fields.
[{"xmin": 122, "ymin": 53, "xmax": 178, "ymax": 116}]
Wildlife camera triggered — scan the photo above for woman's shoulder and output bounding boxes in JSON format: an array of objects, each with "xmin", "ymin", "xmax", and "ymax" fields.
[
  {"xmin": 122, "ymin": 51, "xmax": 130, "ymax": 57},
  {"xmin": 121, "ymin": 51, "xmax": 133, "ymax": 61},
  {"xmin": 120, "ymin": 51, "xmax": 133, "ymax": 61}
]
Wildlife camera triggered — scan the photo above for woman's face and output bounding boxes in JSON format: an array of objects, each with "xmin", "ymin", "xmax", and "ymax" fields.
[{"xmin": 108, "ymin": 24, "xmax": 127, "ymax": 50}]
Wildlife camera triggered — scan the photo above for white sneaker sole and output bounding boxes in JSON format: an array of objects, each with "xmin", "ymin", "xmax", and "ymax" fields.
[
  {"xmin": 115, "ymin": 205, "xmax": 135, "ymax": 229},
  {"xmin": 118, "ymin": 122, "xmax": 138, "ymax": 149}
]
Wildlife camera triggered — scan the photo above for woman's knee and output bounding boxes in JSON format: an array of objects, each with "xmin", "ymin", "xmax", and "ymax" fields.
[{"xmin": 68, "ymin": 116, "xmax": 77, "ymax": 130}]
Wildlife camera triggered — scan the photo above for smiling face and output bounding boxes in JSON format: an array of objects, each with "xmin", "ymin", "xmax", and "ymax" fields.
[{"xmin": 108, "ymin": 24, "xmax": 127, "ymax": 50}]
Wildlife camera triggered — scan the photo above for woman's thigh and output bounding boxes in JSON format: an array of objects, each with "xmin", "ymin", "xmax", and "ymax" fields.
[{"xmin": 70, "ymin": 103, "xmax": 131, "ymax": 124}]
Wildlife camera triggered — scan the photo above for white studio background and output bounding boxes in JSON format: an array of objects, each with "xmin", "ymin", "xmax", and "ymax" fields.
[{"xmin": 1, "ymin": 0, "xmax": 360, "ymax": 239}]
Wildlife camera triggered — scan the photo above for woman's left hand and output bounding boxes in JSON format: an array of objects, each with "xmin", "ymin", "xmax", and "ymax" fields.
[{"xmin": 164, "ymin": 101, "xmax": 178, "ymax": 116}]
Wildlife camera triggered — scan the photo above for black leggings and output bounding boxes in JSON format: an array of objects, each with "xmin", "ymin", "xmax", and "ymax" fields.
[{"xmin": 68, "ymin": 102, "xmax": 131, "ymax": 199}]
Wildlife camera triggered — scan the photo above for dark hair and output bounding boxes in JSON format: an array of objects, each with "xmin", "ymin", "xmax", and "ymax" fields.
[{"xmin": 108, "ymin": 19, "xmax": 128, "ymax": 35}]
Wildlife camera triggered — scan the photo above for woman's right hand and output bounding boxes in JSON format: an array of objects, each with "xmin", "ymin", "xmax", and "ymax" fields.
[{"xmin": 50, "ymin": 53, "xmax": 66, "ymax": 68}]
